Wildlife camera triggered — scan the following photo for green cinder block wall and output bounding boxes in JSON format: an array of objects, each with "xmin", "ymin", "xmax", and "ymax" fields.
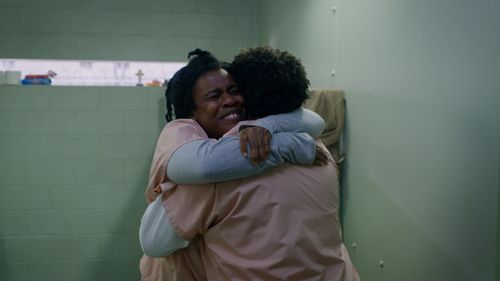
[
  {"xmin": 0, "ymin": 0, "xmax": 259, "ymax": 62},
  {"xmin": 1, "ymin": 0, "xmax": 499, "ymax": 280},
  {"xmin": 258, "ymin": 0, "xmax": 500, "ymax": 280},
  {"xmin": 0, "ymin": 85, "xmax": 165, "ymax": 281},
  {"xmin": 0, "ymin": 1, "xmax": 262, "ymax": 280},
  {"xmin": 497, "ymin": 126, "xmax": 500, "ymax": 281}
]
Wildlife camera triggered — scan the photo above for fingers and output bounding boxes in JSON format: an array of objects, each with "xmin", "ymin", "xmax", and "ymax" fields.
[
  {"xmin": 240, "ymin": 134, "xmax": 249, "ymax": 157},
  {"xmin": 313, "ymin": 145, "xmax": 330, "ymax": 166},
  {"xmin": 240, "ymin": 127, "xmax": 272, "ymax": 165},
  {"xmin": 146, "ymin": 188, "xmax": 159, "ymax": 204},
  {"xmin": 256, "ymin": 131, "xmax": 271, "ymax": 165},
  {"xmin": 263, "ymin": 132, "xmax": 271, "ymax": 159},
  {"xmin": 248, "ymin": 132, "xmax": 262, "ymax": 166},
  {"xmin": 252, "ymin": 141, "xmax": 260, "ymax": 165}
]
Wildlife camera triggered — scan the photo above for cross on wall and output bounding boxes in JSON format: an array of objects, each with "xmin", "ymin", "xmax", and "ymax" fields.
[{"xmin": 135, "ymin": 69, "xmax": 144, "ymax": 86}]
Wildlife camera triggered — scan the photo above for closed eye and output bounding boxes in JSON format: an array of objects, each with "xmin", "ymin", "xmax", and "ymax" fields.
[
  {"xmin": 227, "ymin": 85, "xmax": 240, "ymax": 95},
  {"xmin": 205, "ymin": 89, "xmax": 222, "ymax": 100}
]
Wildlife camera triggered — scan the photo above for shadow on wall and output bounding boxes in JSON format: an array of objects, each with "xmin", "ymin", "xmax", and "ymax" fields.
[
  {"xmin": 497, "ymin": 127, "xmax": 500, "ymax": 281},
  {"xmin": 339, "ymin": 100, "xmax": 351, "ymax": 229}
]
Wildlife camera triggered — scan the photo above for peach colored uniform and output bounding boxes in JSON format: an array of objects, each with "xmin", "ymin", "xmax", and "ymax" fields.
[
  {"xmin": 160, "ymin": 125, "xmax": 360, "ymax": 281},
  {"xmin": 140, "ymin": 119, "xmax": 209, "ymax": 281}
]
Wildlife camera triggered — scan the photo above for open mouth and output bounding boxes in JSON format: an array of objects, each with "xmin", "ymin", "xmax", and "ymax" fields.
[
  {"xmin": 221, "ymin": 112, "xmax": 241, "ymax": 121},
  {"xmin": 222, "ymin": 113, "xmax": 240, "ymax": 120}
]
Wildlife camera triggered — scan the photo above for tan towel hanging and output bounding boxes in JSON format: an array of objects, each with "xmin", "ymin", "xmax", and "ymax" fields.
[{"xmin": 304, "ymin": 89, "xmax": 346, "ymax": 165}]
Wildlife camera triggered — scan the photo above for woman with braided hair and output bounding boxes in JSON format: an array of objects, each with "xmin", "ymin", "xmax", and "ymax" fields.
[{"xmin": 139, "ymin": 48, "xmax": 327, "ymax": 280}]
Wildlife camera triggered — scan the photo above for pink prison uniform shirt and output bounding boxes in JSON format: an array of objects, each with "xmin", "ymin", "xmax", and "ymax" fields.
[
  {"xmin": 161, "ymin": 123, "xmax": 360, "ymax": 280},
  {"xmin": 140, "ymin": 119, "xmax": 210, "ymax": 281}
]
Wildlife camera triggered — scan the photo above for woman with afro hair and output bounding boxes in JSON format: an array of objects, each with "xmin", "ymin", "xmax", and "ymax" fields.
[{"xmin": 229, "ymin": 46, "xmax": 310, "ymax": 119}]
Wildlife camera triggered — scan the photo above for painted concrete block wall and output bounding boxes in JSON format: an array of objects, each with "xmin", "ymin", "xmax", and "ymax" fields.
[
  {"xmin": 497, "ymin": 132, "xmax": 500, "ymax": 281},
  {"xmin": 258, "ymin": 0, "xmax": 500, "ymax": 280},
  {"xmin": 0, "ymin": 1, "xmax": 252, "ymax": 280},
  {"xmin": 257, "ymin": 0, "xmax": 337, "ymax": 89},
  {"xmin": 0, "ymin": 0, "xmax": 258, "ymax": 62},
  {"xmin": 0, "ymin": 85, "xmax": 165, "ymax": 281}
]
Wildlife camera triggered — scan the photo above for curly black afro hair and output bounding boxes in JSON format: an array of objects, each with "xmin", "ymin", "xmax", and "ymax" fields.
[{"xmin": 229, "ymin": 46, "xmax": 310, "ymax": 119}]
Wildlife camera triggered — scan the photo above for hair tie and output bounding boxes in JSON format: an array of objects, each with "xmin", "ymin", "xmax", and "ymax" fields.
[
  {"xmin": 187, "ymin": 48, "xmax": 211, "ymax": 61},
  {"xmin": 188, "ymin": 54, "xmax": 199, "ymax": 61}
]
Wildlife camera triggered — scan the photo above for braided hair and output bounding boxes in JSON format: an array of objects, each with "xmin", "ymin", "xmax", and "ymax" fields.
[{"xmin": 165, "ymin": 49, "xmax": 224, "ymax": 122}]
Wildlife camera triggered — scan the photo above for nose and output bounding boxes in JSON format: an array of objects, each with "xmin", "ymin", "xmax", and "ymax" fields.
[{"xmin": 221, "ymin": 91, "xmax": 238, "ymax": 107}]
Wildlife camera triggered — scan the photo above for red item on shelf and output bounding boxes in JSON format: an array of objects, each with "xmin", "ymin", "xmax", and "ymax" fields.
[{"xmin": 25, "ymin": 75, "xmax": 50, "ymax": 79}]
